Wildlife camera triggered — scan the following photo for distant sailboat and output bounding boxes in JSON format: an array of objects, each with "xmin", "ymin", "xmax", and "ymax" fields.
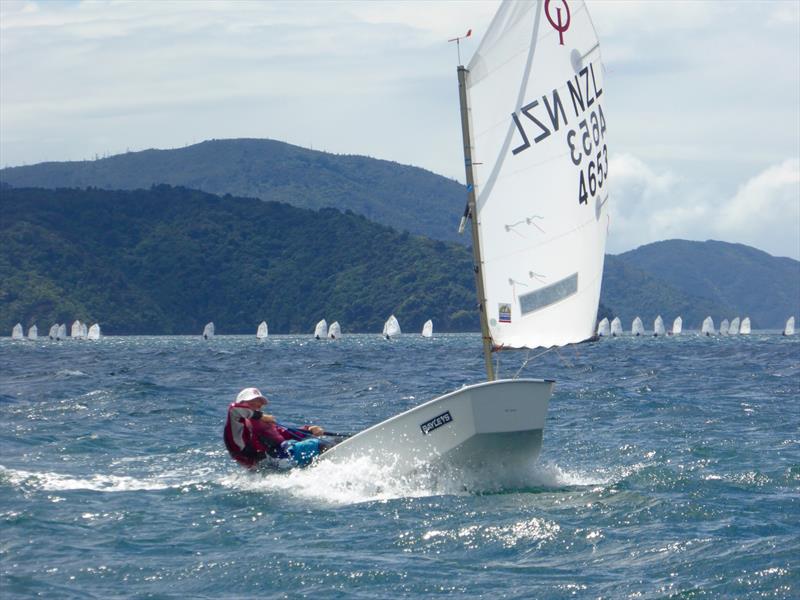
[
  {"xmin": 382, "ymin": 315, "xmax": 401, "ymax": 339},
  {"xmin": 784, "ymin": 317, "xmax": 795, "ymax": 336},
  {"xmin": 87, "ymin": 324, "xmax": 101, "ymax": 340},
  {"xmin": 671, "ymin": 316, "xmax": 682, "ymax": 335},
  {"xmin": 48, "ymin": 324, "xmax": 59, "ymax": 340},
  {"xmin": 12, "ymin": 323, "xmax": 24, "ymax": 340},
  {"xmin": 631, "ymin": 317, "xmax": 645, "ymax": 337},
  {"xmin": 71, "ymin": 320, "xmax": 83, "ymax": 339},
  {"xmin": 28, "ymin": 325, "xmax": 38, "ymax": 340},
  {"xmin": 81, "ymin": 322, "xmax": 88, "ymax": 338},
  {"xmin": 653, "ymin": 316, "xmax": 665, "ymax": 337},
  {"xmin": 728, "ymin": 317, "xmax": 740, "ymax": 335},
  {"xmin": 421, "ymin": 319, "xmax": 433, "ymax": 338},
  {"xmin": 57, "ymin": 324, "xmax": 67, "ymax": 340},
  {"xmin": 610, "ymin": 317, "xmax": 623, "ymax": 337},
  {"xmin": 596, "ymin": 318, "xmax": 609, "ymax": 337},
  {"xmin": 740, "ymin": 317, "xmax": 751, "ymax": 334},
  {"xmin": 719, "ymin": 319, "xmax": 729, "ymax": 336},
  {"xmin": 328, "ymin": 321, "xmax": 342, "ymax": 339},
  {"xmin": 701, "ymin": 316, "xmax": 714, "ymax": 336},
  {"xmin": 314, "ymin": 319, "xmax": 328, "ymax": 340},
  {"xmin": 203, "ymin": 322, "xmax": 215, "ymax": 340},
  {"xmin": 256, "ymin": 321, "xmax": 269, "ymax": 339}
]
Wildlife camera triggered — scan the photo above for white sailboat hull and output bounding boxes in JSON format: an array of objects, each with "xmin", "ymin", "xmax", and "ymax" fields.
[{"xmin": 319, "ymin": 379, "xmax": 552, "ymax": 476}]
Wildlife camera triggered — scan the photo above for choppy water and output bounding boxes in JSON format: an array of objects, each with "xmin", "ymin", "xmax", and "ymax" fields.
[{"xmin": 1, "ymin": 333, "xmax": 798, "ymax": 598}]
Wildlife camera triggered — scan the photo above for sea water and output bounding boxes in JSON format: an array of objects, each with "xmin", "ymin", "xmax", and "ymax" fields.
[{"xmin": 1, "ymin": 333, "xmax": 797, "ymax": 598}]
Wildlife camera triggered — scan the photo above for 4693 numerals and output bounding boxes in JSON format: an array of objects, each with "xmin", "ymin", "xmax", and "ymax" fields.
[{"xmin": 566, "ymin": 105, "xmax": 608, "ymax": 205}]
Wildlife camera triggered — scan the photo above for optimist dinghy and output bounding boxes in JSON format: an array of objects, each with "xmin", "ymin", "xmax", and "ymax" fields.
[{"xmin": 320, "ymin": 0, "xmax": 609, "ymax": 477}]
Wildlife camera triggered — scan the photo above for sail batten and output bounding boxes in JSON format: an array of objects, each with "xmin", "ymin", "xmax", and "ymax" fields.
[{"xmin": 462, "ymin": 0, "xmax": 609, "ymax": 350}]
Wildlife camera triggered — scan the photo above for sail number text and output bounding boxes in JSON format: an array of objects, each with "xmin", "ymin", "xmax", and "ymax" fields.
[{"xmin": 567, "ymin": 106, "xmax": 608, "ymax": 205}]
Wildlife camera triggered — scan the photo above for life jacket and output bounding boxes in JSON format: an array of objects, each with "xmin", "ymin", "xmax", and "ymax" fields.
[{"xmin": 224, "ymin": 402, "xmax": 265, "ymax": 467}]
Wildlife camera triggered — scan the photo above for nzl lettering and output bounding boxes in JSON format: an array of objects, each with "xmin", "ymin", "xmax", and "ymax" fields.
[{"xmin": 512, "ymin": 62, "xmax": 603, "ymax": 156}]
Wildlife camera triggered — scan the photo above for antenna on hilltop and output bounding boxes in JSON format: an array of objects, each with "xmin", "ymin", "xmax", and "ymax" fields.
[{"xmin": 448, "ymin": 29, "xmax": 472, "ymax": 65}]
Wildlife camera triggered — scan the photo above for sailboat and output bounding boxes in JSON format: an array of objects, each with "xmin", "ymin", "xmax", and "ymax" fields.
[
  {"xmin": 328, "ymin": 321, "xmax": 342, "ymax": 339},
  {"xmin": 740, "ymin": 317, "xmax": 751, "ymax": 334},
  {"xmin": 728, "ymin": 317, "xmax": 740, "ymax": 335},
  {"xmin": 71, "ymin": 320, "xmax": 83, "ymax": 339},
  {"xmin": 671, "ymin": 316, "xmax": 682, "ymax": 335},
  {"xmin": 421, "ymin": 319, "xmax": 433, "ymax": 338},
  {"xmin": 784, "ymin": 317, "xmax": 795, "ymax": 336},
  {"xmin": 48, "ymin": 324, "xmax": 59, "ymax": 340},
  {"xmin": 382, "ymin": 315, "xmax": 401, "ymax": 339},
  {"xmin": 610, "ymin": 317, "xmax": 622, "ymax": 337},
  {"xmin": 596, "ymin": 317, "xmax": 609, "ymax": 337},
  {"xmin": 321, "ymin": 0, "xmax": 609, "ymax": 476},
  {"xmin": 719, "ymin": 319, "xmax": 729, "ymax": 336},
  {"xmin": 11, "ymin": 323, "xmax": 24, "ymax": 340},
  {"xmin": 87, "ymin": 324, "xmax": 101, "ymax": 340},
  {"xmin": 57, "ymin": 324, "xmax": 67, "ymax": 340},
  {"xmin": 701, "ymin": 316, "xmax": 714, "ymax": 336},
  {"xmin": 256, "ymin": 321, "xmax": 269, "ymax": 339},
  {"xmin": 203, "ymin": 322, "xmax": 215, "ymax": 340},
  {"xmin": 314, "ymin": 319, "xmax": 328, "ymax": 340},
  {"xmin": 653, "ymin": 315, "xmax": 665, "ymax": 337},
  {"xmin": 28, "ymin": 325, "xmax": 38, "ymax": 340},
  {"xmin": 631, "ymin": 317, "xmax": 644, "ymax": 337}
]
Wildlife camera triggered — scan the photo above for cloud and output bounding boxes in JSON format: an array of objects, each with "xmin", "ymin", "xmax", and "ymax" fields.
[{"xmin": 608, "ymin": 154, "xmax": 800, "ymax": 259}]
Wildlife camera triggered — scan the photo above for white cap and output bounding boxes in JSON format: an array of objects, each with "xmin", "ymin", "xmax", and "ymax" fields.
[{"xmin": 236, "ymin": 387, "xmax": 266, "ymax": 403}]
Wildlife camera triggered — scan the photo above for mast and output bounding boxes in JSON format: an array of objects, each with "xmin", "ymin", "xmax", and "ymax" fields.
[{"xmin": 457, "ymin": 65, "xmax": 495, "ymax": 381}]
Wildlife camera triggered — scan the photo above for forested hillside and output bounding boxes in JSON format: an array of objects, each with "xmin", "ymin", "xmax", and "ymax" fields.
[
  {"xmin": 0, "ymin": 139, "xmax": 467, "ymax": 244},
  {"xmin": 1, "ymin": 186, "xmax": 477, "ymax": 334}
]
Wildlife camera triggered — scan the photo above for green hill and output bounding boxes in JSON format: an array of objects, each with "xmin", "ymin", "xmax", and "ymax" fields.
[
  {"xmin": 0, "ymin": 139, "xmax": 467, "ymax": 244},
  {"xmin": 600, "ymin": 255, "xmax": 736, "ymax": 331},
  {"xmin": 0, "ymin": 186, "xmax": 477, "ymax": 335},
  {"xmin": 617, "ymin": 240, "xmax": 800, "ymax": 329}
]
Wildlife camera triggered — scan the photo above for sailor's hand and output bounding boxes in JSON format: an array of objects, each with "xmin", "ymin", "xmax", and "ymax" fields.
[
  {"xmin": 260, "ymin": 414, "xmax": 276, "ymax": 424},
  {"xmin": 307, "ymin": 425, "xmax": 324, "ymax": 437}
]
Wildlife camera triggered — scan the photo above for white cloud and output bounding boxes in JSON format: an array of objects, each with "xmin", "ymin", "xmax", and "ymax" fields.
[{"xmin": 608, "ymin": 154, "xmax": 800, "ymax": 259}]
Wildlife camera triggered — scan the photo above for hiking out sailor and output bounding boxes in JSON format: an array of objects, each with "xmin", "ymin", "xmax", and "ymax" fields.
[{"xmin": 223, "ymin": 387, "xmax": 327, "ymax": 469}]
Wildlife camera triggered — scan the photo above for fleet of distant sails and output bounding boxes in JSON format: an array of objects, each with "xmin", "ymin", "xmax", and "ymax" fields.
[
  {"xmin": 10, "ymin": 320, "xmax": 100, "ymax": 341},
  {"xmin": 596, "ymin": 315, "xmax": 795, "ymax": 337},
  {"xmin": 9, "ymin": 315, "xmax": 796, "ymax": 340}
]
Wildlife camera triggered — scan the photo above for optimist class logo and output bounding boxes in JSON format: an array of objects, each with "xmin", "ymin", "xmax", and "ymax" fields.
[{"xmin": 545, "ymin": 0, "xmax": 571, "ymax": 46}]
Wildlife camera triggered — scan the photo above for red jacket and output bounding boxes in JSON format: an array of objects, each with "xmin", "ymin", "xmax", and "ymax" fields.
[{"xmin": 223, "ymin": 402, "xmax": 307, "ymax": 467}]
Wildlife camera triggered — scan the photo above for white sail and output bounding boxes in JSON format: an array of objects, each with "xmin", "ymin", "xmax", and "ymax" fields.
[
  {"xmin": 314, "ymin": 319, "xmax": 328, "ymax": 339},
  {"xmin": 71, "ymin": 320, "xmax": 83, "ymax": 339},
  {"xmin": 256, "ymin": 321, "xmax": 269, "ymax": 339},
  {"xmin": 203, "ymin": 322, "xmax": 215, "ymax": 339},
  {"xmin": 81, "ymin": 322, "xmax": 88, "ymax": 338},
  {"xmin": 87, "ymin": 324, "xmax": 101, "ymax": 340},
  {"xmin": 48, "ymin": 324, "xmax": 59, "ymax": 339},
  {"xmin": 701, "ymin": 316, "xmax": 714, "ymax": 335},
  {"xmin": 785, "ymin": 317, "xmax": 795, "ymax": 336},
  {"xmin": 421, "ymin": 319, "xmax": 433, "ymax": 338},
  {"xmin": 728, "ymin": 317, "xmax": 740, "ymax": 335},
  {"xmin": 672, "ymin": 316, "xmax": 682, "ymax": 335},
  {"xmin": 631, "ymin": 317, "xmax": 644, "ymax": 336},
  {"xmin": 27, "ymin": 325, "xmax": 38, "ymax": 340},
  {"xmin": 12, "ymin": 323, "xmax": 24, "ymax": 339},
  {"xmin": 719, "ymin": 319, "xmax": 729, "ymax": 335},
  {"xmin": 57, "ymin": 324, "xmax": 67, "ymax": 340},
  {"xmin": 653, "ymin": 315, "xmax": 665, "ymax": 337},
  {"xmin": 596, "ymin": 317, "xmax": 609, "ymax": 337},
  {"xmin": 464, "ymin": 0, "xmax": 608, "ymax": 349},
  {"xmin": 328, "ymin": 321, "xmax": 341, "ymax": 339},
  {"xmin": 610, "ymin": 317, "xmax": 622, "ymax": 337},
  {"xmin": 739, "ymin": 317, "xmax": 751, "ymax": 334},
  {"xmin": 383, "ymin": 315, "xmax": 401, "ymax": 338}
]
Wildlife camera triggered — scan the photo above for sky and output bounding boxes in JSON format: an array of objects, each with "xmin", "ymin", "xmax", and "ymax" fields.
[{"xmin": 1, "ymin": 0, "xmax": 799, "ymax": 259}]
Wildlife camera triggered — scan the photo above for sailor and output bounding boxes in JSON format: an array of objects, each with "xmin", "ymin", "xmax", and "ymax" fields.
[{"xmin": 223, "ymin": 387, "xmax": 326, "ymax": 469}]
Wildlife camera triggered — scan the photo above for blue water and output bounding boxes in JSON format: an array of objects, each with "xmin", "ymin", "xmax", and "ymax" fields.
[{"xmin": 1, "ymin": 333, "xmax": 798, "ymax": 598}]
